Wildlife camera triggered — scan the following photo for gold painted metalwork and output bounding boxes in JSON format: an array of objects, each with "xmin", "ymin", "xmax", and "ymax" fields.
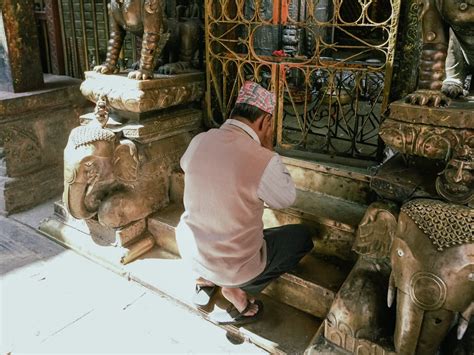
[
  {"xmin": 401, "ymin": 199, "xmax": 473, "ymax": 250},
  {"xmin": 390, "ymin": 199, "xmax": 474, "ymax": 354},
  {"xmin": 323, "ymin": 199, "xmax": 474, "ymax": 354},
  {"xmin": 205, "ymin": 0, "xmax": 401, "ymax": 160}
]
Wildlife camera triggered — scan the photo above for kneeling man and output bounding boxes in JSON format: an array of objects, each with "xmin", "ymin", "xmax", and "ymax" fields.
[{"xmin": 176, "ymin": 81, "xmax": 313, "ymax": 325}]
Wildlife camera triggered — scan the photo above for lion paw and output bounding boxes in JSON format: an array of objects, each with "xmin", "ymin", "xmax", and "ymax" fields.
[
  {"xmin": 93, "ymin": 64, "xmax": 118, "ymax": 75},
  {"xmin": 442, "ymin": 82, "xmax": 465, "ymax": 99},
  {"xmin": 406, "ymin": 90, "xmax": 450, "ymax": 107},
  {"xmin": 127, "ymin": 69, "xmax": 154, "ymax": 80},
  {"xmin": 158, "ymin": 62, "xmax": 193, "ymax": 75}
]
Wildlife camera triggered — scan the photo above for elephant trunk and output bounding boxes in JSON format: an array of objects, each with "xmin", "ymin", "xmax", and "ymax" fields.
[
  {"xmin": 63, "ymin": 182, "xmax": 96, "ymax": 220},
  {"xmin": 394, "ymin": 289, "xmax": 455, "ymax": 354}
]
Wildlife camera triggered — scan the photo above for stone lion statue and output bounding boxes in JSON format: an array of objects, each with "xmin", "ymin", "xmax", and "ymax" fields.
[
  {"xmin": 94, "ymin": 0, "xmax": 201, "ymax": 80},
  {"xmin": 408, "ymin": 0, "xmax": 473, "ymax": 106}
]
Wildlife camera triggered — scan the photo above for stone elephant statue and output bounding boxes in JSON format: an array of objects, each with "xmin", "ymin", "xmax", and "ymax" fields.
[
  {"xmin": 63, "ymin": 119, "xmax": 169, "ymax": 228},
  {"xmin": 407, "ymin": 0, "xmax": 474, "ymax": 106},
  {"xmin": 324, "ymin": 199, "xmax": 473, "ymax": 354},
  {"xmin": 388, "ymin": 198, "xmax": 473, "ymax": 354}
]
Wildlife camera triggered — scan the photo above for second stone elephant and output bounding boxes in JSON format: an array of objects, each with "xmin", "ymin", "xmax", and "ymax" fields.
[
  {"xmin": 63, "ymin": 122, "xmax": 169, "ymax": 228},
  {"xmin": 324, "ymin": 199, "xmax": 473, "ymax": 354},
  {"xmin": 388, "ymin": 199, "xmax": 473, "ymax": 354}
]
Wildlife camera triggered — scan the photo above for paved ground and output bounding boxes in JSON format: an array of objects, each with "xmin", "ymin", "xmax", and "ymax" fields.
[{"xmin": 0, "ymin": 199, "xmax": 266, "ymax": 354}]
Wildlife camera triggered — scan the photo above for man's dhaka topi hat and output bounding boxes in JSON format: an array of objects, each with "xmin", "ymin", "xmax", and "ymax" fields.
[{"xmin": 235, "ymin": 81, "xmax": 276, "ymax": 115}]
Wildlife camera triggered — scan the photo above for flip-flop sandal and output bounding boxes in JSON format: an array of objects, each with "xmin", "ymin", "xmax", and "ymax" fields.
[
  {"xmin": 211, "ymin": 300, "xmax": 264, "ymax": 325},
  {"xmin": 193, "ymin": 284, "xmax": 217, "ymax": 306}
]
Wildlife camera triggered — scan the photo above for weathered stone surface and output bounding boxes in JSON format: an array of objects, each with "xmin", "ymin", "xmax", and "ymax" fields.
[
  {"xmin": 80, "ymin": 107, "xmax": 203, "ymax": 143},
  {"xmin": 80, "ymin": 71, "xmax": 205, "ymax": 115},
  {"xmin": 0, "ymin": 75, "xmax": 89, "ymax": 214},
  {"xmin": 0, "ymin": 166, "xmax": 62, "ymax": 215},
  {"xmin": 0, "ymin": 0, "xmax": 43, "ymax": 92}
]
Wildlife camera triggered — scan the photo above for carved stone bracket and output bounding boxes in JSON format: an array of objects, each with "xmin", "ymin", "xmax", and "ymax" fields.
[
  {"xmin": 380, "ymin": 119, "xmax": 472, "ymax": 160},
  {"xmin": 80, "ymin": 71, "xmax": 205, "ymax": 115}
]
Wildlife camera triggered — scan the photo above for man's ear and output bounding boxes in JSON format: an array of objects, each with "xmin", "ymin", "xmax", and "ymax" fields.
[{"xmin": 257, "ymin": 115, "xmax": 266, "ymax": 131}]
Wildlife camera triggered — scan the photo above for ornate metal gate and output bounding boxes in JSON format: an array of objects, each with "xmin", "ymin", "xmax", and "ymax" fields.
[{"xmin": 205, "ymin": 0, "xmax": 401, "ymax": 161}]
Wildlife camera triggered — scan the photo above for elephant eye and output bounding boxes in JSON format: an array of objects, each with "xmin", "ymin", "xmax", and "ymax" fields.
[{"xmin": 397, "ymin": 248, "xmax": 404, "ymax": 257}]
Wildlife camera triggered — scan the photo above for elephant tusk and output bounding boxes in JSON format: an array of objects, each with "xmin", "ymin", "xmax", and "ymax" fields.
[
  {"xmin": 387, "ymin": 272, "xmax": 396, "ymax": 308},
  {"xmin": 457, "ymin": 317, "xmax": 469, "ymax": 340},
  {"xmin": 457, "ymin": 302, "xmax": 474, "ymax": 340}
]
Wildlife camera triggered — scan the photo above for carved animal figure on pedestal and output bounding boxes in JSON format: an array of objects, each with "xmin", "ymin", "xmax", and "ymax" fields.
[
  {"xmin": 408, "ymin": 0, "xmax": 474, "ymax": 106},
  {"xmin": 63, "ymin": 121, "xmax": 169, "ymax": 228},
  {"xmin": 93, "ymin": 0, "xmax": 201, "ymax": 80}
]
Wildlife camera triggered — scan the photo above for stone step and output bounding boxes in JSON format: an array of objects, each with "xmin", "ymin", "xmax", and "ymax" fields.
[
  {"xmin": 281, "ymin": 156, "xmax": 374, "ymax": 205},
  {"xmin": 147, "ymin": 200, "xmax": 355, "ymax": 318},
  {"xmin": 40, "ymin": 215, "xmax": 322, "ymax": 354},
  {"xmin": 125, "ymin": 247, "xmax": 323, "ymax": 355},
  {"xmin": 169, "ymin": 156, "xmax": 373, "ymax": 206},
  {"xmin": 263, "ymin": 189, "xmax": 367, "ymax": 261}
]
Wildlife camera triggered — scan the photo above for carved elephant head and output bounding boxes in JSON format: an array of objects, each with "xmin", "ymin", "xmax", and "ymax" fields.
[
  {"xmin": 63, "ymin": 123, "xmax": 167, "ymax": 228},
  {"xmin": 388, "ymin": 199, "xmax": 474, "ymax": 354}
]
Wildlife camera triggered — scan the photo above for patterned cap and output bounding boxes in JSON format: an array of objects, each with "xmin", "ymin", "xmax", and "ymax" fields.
[{"xmin": 235, "ymin": 81, "xmax": 276, "ymax": 115}]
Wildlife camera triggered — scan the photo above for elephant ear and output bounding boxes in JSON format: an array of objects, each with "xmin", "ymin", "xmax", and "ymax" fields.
[
  {"xmin": 113, "ymin": 140, "xmax": 139, "ymax": 184},
  {"xmin": 353, "ymin": 201, "xmax": 399, "ymax": 259}
]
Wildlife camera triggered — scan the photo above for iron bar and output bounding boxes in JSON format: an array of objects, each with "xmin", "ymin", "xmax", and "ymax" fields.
[
  {"xmin": 91, "ymin": 0, "xmax": 100, "ymax": 67},
  {"xmin": 78, "ymin": 0, "xmax": 89, "ymax": 71}
]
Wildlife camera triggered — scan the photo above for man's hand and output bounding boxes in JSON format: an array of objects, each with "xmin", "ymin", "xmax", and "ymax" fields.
[{"xmin": 261, "ymin": 115, "xmax": 274, "ymax": 151}]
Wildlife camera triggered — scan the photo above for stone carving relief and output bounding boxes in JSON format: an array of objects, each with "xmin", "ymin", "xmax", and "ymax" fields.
[
  {"xmin": 63, "ymin": 98, "xmax": 169, "ymax": 229},
  {"xmin": 0, "ymin": 127, "xmax": 42, "ymax": 177},
  {"xmin": 80, "ymin": 71, "xmax": 205, "ymax": 114},
  {"xmin": 379, "ymin": 119, "xmax": 472, "ymax": 160}
]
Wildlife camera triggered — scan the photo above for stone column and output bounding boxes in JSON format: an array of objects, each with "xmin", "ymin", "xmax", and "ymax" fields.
[{"xmin": 0, "ymin": 0, "xmax": 44, "ymax": 92}]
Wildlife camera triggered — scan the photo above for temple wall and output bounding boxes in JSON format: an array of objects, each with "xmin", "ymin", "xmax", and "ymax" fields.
[{"xmin": 0, "ymin": 74, "xmax": 90, "ymax": 215}]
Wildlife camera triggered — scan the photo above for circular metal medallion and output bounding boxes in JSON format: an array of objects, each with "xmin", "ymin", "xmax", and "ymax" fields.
[{"xmin": 410, "ymin": 272, "xmax": 447, "ymax": 310}]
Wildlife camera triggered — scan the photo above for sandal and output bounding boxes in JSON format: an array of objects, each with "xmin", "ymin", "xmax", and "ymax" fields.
[{"xmin": 211, "ymin": 300, "xmax": 264, "ymax": 325}]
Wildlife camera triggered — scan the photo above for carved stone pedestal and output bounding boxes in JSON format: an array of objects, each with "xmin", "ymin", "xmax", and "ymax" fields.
[
  {"xmin": 0, "ymin": 75, "xmax": 88, "ymax": 215},
  {"xmin": 380, "ymin": 98, "xmax": 473, "ymax": 205},
  {"xmin": 39, "ymin": 72, "xmax": 203, "ymax": 265}
]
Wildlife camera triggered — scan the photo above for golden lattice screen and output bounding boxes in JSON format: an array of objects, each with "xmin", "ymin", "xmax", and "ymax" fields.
[{"xmin": 205, "ymin": 0, "xmax": 401, "ymax": 161}]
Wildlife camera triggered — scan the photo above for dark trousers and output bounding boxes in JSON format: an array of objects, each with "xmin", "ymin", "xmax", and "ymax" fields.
[{"xmin": 238, "ymin": 224, "xmax": 313, "ymax": 295}]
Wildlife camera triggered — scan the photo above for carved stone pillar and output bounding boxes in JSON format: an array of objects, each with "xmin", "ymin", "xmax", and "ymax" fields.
[
  {"xmin": 0, "ymin": 0, "xmax": 44, "ymax": 92},
  {"xmin": 40, "ymin": 71, "xmax": 205, "ymax": 265}
]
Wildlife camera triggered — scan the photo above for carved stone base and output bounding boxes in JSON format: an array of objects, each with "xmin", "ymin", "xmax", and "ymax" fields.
[
  {"xmin": 380, "ymin": 98, "xmax": 473, "ymax": 160},
  {"xmin": 80, "ymin": 71, "xmax": 205, "ymax": 117},
  {"xmin": 0, "ymin": 75, "xmax": 89, "ymax": 214},
  {"xmin": 39, "ymin": 201, "xmax": 154, "ymax": 265},
  {"xmin": 39, "ymin": 106, "xmax": 202, "ymax": 265}
]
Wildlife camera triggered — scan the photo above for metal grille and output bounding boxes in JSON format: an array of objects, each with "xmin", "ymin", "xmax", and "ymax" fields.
[
  {"xmin": 205, "ymin": 0, "xmax": 401, "ymax": 161},
  {"xmin": 57, "ymin": 0, "xmax": 137, "ymax": 78}
]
